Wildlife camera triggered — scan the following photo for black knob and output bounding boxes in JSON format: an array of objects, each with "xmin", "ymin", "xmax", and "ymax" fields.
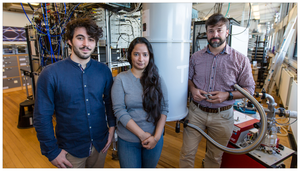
[
  {"xmin": 253, "ymin": 122, "xmax": 261, "ymax": 129},
  {"xmin": 175, "ymin": 121, "xmax": 180, "ymax": 133},
  {"xmin": 278, "ymin": 108, "xmax": 285, "ymax": 117},
  {"xmin": 247, "ymin": 101, "xmax": 254, "ymax": 108},
  {"xmin": 183, "ymin": 119, "xmax": 189, "ymax": 128}
]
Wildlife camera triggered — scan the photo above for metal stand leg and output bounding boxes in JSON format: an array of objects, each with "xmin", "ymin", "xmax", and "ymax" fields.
[
  {"xmin": 24, "ymin": 75, "xmax": 29, "ymax": 98},
  {"xmin": 112, "ymin": 130, "xmax": 118, "ymax": 160}
]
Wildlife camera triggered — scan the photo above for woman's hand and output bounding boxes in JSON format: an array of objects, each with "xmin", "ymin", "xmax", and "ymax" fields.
[
  {"xmin": 139, "ymin": 132, "xmax": 152, "ymax": 142},
  {"xmin": 141, "ymin": 136, "xmax": 158, "ymax": 149}
]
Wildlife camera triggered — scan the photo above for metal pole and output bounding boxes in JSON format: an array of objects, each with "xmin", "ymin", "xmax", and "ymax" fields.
[
  {"xmin": 25, "ymin": 26, "xmax": 36, "ymax": 99},
  {"xmin": 97, "ymin": 43, "xmax": 101, "ymax": 62},
  {"xmin": 24, "ymin": 75, "xmax": 29, "ymax": 98},
  {"xmin": 105, "ymin": 9, "xmax": 112, "ymax": 70}
]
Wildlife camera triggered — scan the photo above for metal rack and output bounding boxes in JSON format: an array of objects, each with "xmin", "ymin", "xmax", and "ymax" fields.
[{"xmin": 252, "ymin": 34, "xmax": 268, "ymax": 88}]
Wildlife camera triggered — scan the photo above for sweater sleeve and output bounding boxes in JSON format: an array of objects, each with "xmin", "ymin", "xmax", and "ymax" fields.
[
  {"xmin": 111, "ymin": 74, "xmax": 132, "ymax": 127},
  {"xmin": 160, "ymin": 77, "xmax": 169, "ymax": 116},
  {"xmin": 33, "ymin": 67, "xmax": 61, "ymax": 161}
]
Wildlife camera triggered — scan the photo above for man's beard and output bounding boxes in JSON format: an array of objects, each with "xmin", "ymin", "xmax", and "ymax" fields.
[
  {"xmin": 208, "ymin": 37, "xmax": 226, "ymax": 48},
  {"xmin": 73, "ymin": 46, "xmax": 94, "ymax": 59}
]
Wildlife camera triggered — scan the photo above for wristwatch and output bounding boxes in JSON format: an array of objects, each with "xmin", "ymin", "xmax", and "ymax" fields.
[{"xmin": 227, "ymin": 91, "xmax": 233, "ymax": 100}]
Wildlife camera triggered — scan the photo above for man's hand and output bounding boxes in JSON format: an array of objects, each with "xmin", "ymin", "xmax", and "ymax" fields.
[
  {"xmin": 191, "ymin": 87, "xmax": 207, "ymax": 102},
  {"xmin": 206, "ymin": 91, "xmax": 229, "ymax": 103},
  {"xmin": 101, "ymin": 127, "xmax": 115, "ymax": 153},
  {"xmin": 51, "ymin": 149, "xmax": 73, "ymax": 168}
]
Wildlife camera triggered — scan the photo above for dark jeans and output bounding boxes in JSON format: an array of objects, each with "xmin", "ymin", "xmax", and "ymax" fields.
[{"xmin": 117, "ymin": 135, "xmax": 164, "ymax": 168}]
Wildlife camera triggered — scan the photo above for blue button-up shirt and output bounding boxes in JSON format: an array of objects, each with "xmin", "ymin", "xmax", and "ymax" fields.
[{"xmin": 33, "ymin": 57, "xmax": 116, "ymax": 161}]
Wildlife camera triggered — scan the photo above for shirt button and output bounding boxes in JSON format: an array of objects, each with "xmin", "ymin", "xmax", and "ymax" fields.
[
  {"xmin": 210, "ymin": 87, "xmax": 212, "ymax": 89},
  {"xmin": 88, "ymin": 113, "xmax": 90, "ymax": 115},
  {"xmin": 86, "ymin": 99, "xmax": 89, "ymax": 101},
  {"xmin": 211, "ymin": 77, "xmax": 213, "ymax": 79},
  {"xmin": 89, "ymin": 126, "xmax": 92, "ymax": 129},
  {"xmin": 83, "ymin": 71, "xmax": 85, "ymax": 73},
  {"xmin": 91, "ymin": 139, "xmax": 93, "ymax": 141},
  {"xmin": 84, "ymin": 85, "xmax": 87, "ymax": 87},
  {"xmin": 78, "ymin": 64, "xmax": 80, "ymax": 66}
]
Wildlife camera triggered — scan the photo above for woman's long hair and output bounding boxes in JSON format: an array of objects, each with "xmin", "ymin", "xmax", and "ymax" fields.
[{"xmin": 127, "ymin": 37, "xmax": 164, "ymax": 126}]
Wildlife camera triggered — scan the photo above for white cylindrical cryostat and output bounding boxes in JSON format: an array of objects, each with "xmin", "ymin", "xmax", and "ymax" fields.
[{"xmin": 142, "ymin": 3, "xmax": 192, "ymax": 121}]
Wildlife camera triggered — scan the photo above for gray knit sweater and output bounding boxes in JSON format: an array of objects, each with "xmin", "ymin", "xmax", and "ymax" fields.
[{"xmin": 111, "ymin": 70, "xmax": 169, "ymax": 143}]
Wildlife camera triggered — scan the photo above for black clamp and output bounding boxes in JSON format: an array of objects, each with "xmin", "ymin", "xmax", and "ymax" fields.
[
  {"xmin": 278, "ymin": 107, "xmax": 285, "ymax": 117},
  {"xmin": 20, "ymin": 69, "xmax": 33, "ymax": 78},
  {"xmin": 261, "ymin": 88, "xmax": 266, "ymax": 99},
  {"xmin": 183, "ymin": 119, "xmax": 189, "ymax": 128}
]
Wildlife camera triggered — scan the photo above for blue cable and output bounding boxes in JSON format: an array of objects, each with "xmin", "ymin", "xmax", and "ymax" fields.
[
  {"xmin": 39, "ymin": 36, "xmax": 56, "ymax": 55},
  {"xmin": 38, "ymin": 3, "xmax": 61, "ymax": 60},
  {"xmin": 64, "ymin": 3, "xmax": 67, "ymax": 15},
  {"xmin": 56, "ymin": 37, "xmax": 60, "ymax": 58},
  {"xmin": 42, "ymin": 3, "xmax": 55, "ymax": 63},
  {"xmin": 60, "ymin": 3, "xmax": 81, "ymax": 33},
  {"xmin": 62, "ymin": 40, "xmax": 68, "ymax": 58},
  {"xmin": 42, "ymin": 3, "xmax": 79, "ymax": 38},
  {"xmin": 58, "ymin": 36, "xmax": 62, "ymax": 59},
  {"xmin": 225, "ymin": 3, "xmax": 230, "ymax": 17},
  {"xmin": 38, "ymin": 37, "xmax": 45, "ymax": 66},
  {"xmin": 23, "ymin": 3, "xmax": 81, "ymax": 63},
  {"xmin": 55, "ymin": 3, "xmax": 61, "ymax": 25},
  {"xmin": 39, "ymin": 37, "xmax": 48, "ymax": 52},
  {"xmin": 20, "ymin": 3, "xmax": 46, "ymax": 34},
  {"xmin": 40, "ymin": 37, "xmax": 49, "ymax": 67},
  {"xmin": 39, "ymin": 35, "xmax": 48, "ymax": 66},
  {"xmin": 31, "ymin": 6, "xmax": 46, "ymax": 33},
  {"xmin": 49, "ymin": 3, "xmax": 60, "ymax": 31},
  {"xmin": 50, "ymin": 3, "xmax": 81, "ymax": 37},
  {"xmin": 40, "ymin": 3, "xmax": 51, "ymax": 63},
  {"xmin": 37, "ymin": 7, "xmax": 60, "ymax": 60},
  {"xmin": 54, "ymin": 3, "xmax": 62, "ymax": 59},
  {"xmin": 46, "ymin": 3, "xmax": 58, "ymax": 62}
]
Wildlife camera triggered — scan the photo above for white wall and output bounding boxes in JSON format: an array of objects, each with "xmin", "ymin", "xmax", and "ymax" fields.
[
  {"xmin": 231, "ymin": 25, "xmax": 249, "ymax": 57},
  {"xmin": 288, "ymin": 80, "xmax": 297, "ymax": 144},
  {"xmin": 2, "ymin": 11, "xmax": 33, "ymax": 44},
  {"xmin": 3, "ymin": 11, "xmax": 32, "ymax": 27}
]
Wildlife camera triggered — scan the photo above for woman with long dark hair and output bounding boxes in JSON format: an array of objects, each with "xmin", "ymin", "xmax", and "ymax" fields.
[{"xmin": 111, "ymin": 37, "xmax": 169, "ymax": 168}]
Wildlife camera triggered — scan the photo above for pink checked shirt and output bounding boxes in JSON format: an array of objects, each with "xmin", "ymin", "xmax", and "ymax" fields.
[{"xmin": 189, "ymin": 44, "xmax": 255, "ymax": 108}]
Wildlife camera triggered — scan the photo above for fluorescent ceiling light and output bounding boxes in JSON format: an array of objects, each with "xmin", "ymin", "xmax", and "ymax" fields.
[
  {"xmin": 253, "ymin": 12, "xmax": 260, "ymax": 16},
  {"xmin": 252, "ymin": 5, "xmax": 260, "ymax": 12},
  {"xmin": 28, "ymin": 3, "xmax": 39, "ymax": 6},
  {"xmin": 254, "ymin": 16, "xmax": 260, "ymax": 20}
]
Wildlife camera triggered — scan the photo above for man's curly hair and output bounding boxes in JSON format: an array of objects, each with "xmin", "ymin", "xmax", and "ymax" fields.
[{"xmin": 65, "ymin": 18, "xmax": 103, "ymax": 46}]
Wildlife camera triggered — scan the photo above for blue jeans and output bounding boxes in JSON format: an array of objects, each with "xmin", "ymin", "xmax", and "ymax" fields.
[{"xmin": 117, "ymin": 135, "xmax": 164, "ymax": 168}]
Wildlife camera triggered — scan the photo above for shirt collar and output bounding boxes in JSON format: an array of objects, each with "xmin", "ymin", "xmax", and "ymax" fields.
[
  {"xmin": 206, "ymin": 44, "xmax": 230, "ymax": 55},
  {"xmin": 66, "ymin": 56, "xmax": 92, "ymax": 69}
]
